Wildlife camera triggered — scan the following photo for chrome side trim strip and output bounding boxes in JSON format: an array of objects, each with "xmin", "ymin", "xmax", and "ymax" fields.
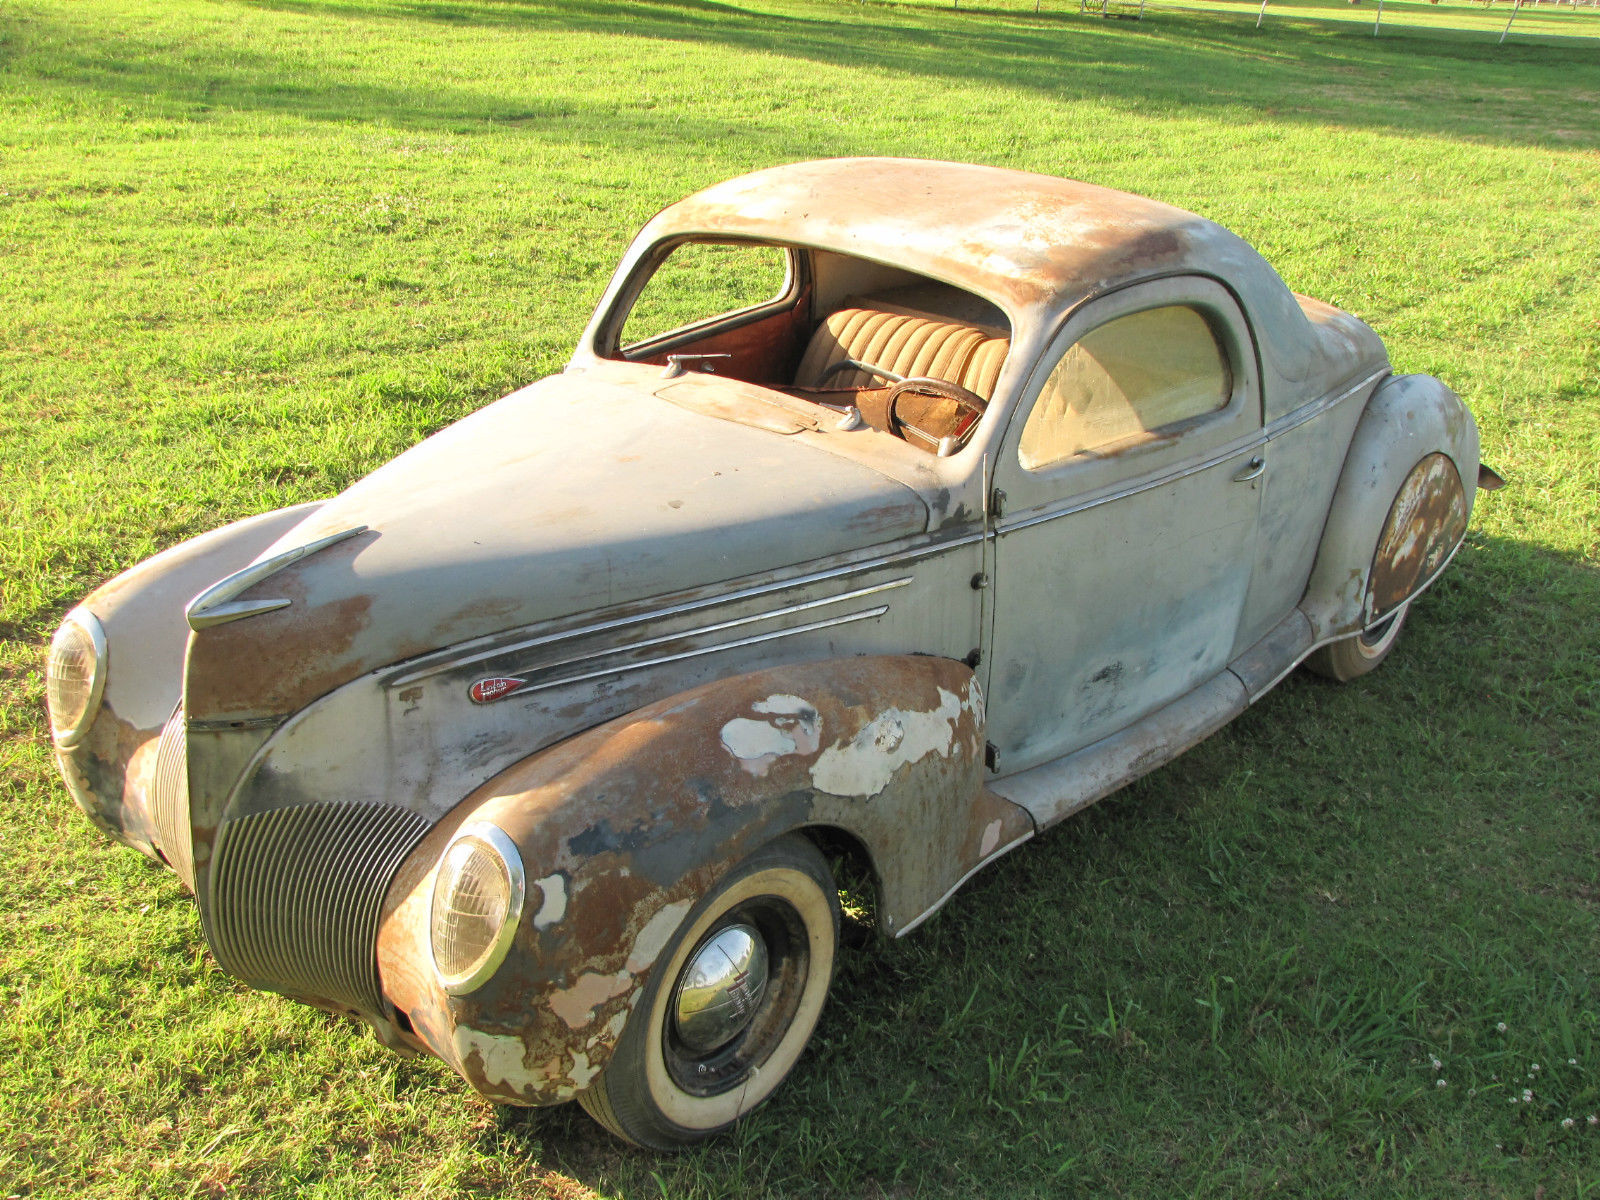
[
  {"xmin": 997, "ymin": 440, "xmax": 1259, "ymax": 535},
  {"xmin": 386, "ymin": 541, "xmax": 972, "ymax": 688},
  {"xmin": 512, "ymin": 605, "xmax": 891, "ymax": 696},
  {"xmin": 1264, "ymin": 368, "xmax": 1387, "ymax": 442},
  {"xmin": 480, "ymin": 577, "xmax": 913, "ymax": 685},
  {"xmin": 187, "ymin": 714, "xmax": 290, "ymax": 733},
  {"xmin": 186, "ymin": 526, "xmax": 369, "ymax": 631}
]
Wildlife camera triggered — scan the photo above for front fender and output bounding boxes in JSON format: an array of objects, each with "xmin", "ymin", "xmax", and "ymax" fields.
[
  {"xmin": 1299, "ymin": 374, "xmax": 1479, "ymax": 641},
  {"xmin": 377, "ymin": 654, "xmax": 1032, "ymax": 1105},
  {"xmin": 58, "ymin": 501, "xmax": 324, "ymax": 859}
]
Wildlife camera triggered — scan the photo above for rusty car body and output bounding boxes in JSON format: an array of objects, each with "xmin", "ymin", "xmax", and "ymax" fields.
[{"xmin": 46, "ymin": 159, "xmax": 1494, "ymax": 1148}]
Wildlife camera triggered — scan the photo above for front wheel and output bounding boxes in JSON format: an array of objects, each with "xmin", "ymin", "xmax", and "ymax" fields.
[
  {"xmin": 579, "ymin": 835, "xmax": 840, "ymax": 1149},
  {"xmin": 1305, "ymin": 601, "xmax": 1409, "ymax": 682}
]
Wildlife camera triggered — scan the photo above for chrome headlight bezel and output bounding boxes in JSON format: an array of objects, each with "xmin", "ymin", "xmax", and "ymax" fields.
[
  {"xmin": 46, "ymin": 608, "xmax": 107, "ymax": 749},
  {"xmin": 429, "ymin": 821, "xmax": 527, "ymax": 996}
]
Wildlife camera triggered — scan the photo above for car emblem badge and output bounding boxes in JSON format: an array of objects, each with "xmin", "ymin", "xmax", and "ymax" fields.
[{"xmin": 470, "ymin": 676, "xmax": 528, "ymax": 704}]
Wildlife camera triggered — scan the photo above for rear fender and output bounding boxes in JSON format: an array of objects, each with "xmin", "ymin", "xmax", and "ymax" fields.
[
  {"xmin": 1299, "ymin": 374, "xmax": 1478, "ymax": 641},
  {"xmin": 378, "ymin": 654, "xmax": 1033, "ymax": 1104}
]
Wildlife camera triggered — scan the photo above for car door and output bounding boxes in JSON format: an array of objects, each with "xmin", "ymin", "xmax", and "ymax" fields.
[{"xmin": 984, "ymin": 277, "xmax": 1265, "ymax": 774}]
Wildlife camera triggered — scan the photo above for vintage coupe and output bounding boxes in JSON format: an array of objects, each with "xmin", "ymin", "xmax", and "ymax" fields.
[{"xmin": 46, "ymin": 159, "xmax": 1494, "ymax": 1148}]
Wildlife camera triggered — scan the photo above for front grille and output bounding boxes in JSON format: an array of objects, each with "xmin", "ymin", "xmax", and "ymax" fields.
[
  {"xmin": 149, "ymin": 706, "xmax": 195, "ymax": 891},
  {"xmin": 207, "ymin": 802, "xmax": 430, "ymax": 1014}
]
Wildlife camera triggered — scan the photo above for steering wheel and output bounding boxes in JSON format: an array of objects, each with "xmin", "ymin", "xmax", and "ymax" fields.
[{"xmin": 884, "ymin": 377, "xmax": 988, "ymax": 449}]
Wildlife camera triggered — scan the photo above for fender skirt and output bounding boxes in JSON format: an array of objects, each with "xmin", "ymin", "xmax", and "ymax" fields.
[{"xmin": 1367, "ymin": 451, "xmax": 1470, "ymax": 620}]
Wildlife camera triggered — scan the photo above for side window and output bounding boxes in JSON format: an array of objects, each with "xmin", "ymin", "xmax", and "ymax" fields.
[
  {"xmin": 622, "ymin": 242, "xmax": 791, "ymax": 348},
  {"xmin": 1018, "ymin": 305, "xmax": 1233, "ymax": 470}
]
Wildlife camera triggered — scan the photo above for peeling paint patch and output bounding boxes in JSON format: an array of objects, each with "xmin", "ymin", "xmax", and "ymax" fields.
[
  {"xmin": 626, "ymin": 899, "xmax": 693, "ymax": 972},
  {"xmin": 567, "ymin": 1050, "xmax": 601, "ymax": 1090},
  {"xmin": 966, "ymin": 678, "xmax": 986, "ymax": 727},
  {"xmin": 720, "ymin": 718, "xmax": 798, "ymax": 775},
  {"xmin": 718, "ymin": 694, "xmax": 821, "ymax": 776},
  {"xmin": 548, "ymin": 970, "xmax": 632, "ymax": 1029},
  {"xmin": 811, "ymin": 687, "xmax": 965, "ymax": 797},
  {"xmin": 454, "ymin": 1026, "xmax": 533, "ymax": 1092},
  {"xmin": 532, "ymin": 872, "xmax": 567, "ymax": 930}
]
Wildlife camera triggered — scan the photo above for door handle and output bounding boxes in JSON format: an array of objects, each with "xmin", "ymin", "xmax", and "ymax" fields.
[{"xmin": 1232, "ymin": 455, "xmax": 1265, "ymax": 483}]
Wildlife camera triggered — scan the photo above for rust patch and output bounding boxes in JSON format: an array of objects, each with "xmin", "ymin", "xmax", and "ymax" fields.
[
  {"xmin": 1367, "ymin": 452, "xmax": 1468, "ymax": 618},
  {"xmin": 648, "ymin": 160, "xmax": 1237, "ymax": 318},
  {"xmin": 184, "ymin": 533, "xmax": 382, "ymax": 721},
  {"xmin": 59, "ymin": 699, "xmax": 164, "ymax": 858}
]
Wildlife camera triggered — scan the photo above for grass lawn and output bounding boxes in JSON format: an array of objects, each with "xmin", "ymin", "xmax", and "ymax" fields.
[{"xmin": 2, "ymin": 0, "xmax": 1598, "ymax": 1195}]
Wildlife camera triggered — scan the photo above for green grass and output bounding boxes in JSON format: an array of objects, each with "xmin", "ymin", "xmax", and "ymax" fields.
[{"xmin": 2, "ymin": 0, "xmax": 1598, "ymax": 1195}]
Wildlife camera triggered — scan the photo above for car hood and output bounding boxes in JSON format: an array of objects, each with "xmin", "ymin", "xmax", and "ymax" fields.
[{"xmin": 183, "ymin": 366, "xmax": 929, "ymax": 723}]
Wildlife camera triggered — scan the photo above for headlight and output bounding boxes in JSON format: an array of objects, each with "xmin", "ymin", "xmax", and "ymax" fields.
[
  {"xmin": 430, "ymin": 822, "xmax": 526, "ymax": 995},
  {"xmin": 46, "ymin": 608, "xmax": 107, "ymax": 748}
]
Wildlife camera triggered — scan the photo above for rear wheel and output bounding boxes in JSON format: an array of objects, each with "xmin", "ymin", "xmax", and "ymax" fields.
[
  {"xmin": 1306, "ymin": 601, "xmax": 1409, "ymax": 682},
  {"xmin": 579, "ymin": 835, "xmax": 839, "ymax": 1149}
]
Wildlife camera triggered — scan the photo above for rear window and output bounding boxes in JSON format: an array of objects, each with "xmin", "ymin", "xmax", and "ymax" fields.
[{"xmin": 622, "ymin": 242, "xmax": 791, "ymax": 348}]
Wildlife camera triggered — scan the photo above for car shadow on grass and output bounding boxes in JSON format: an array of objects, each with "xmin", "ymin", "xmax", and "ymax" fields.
[{"xmin": 474, "ymin": 531, "xmax": 1597, "ymax": 1194}]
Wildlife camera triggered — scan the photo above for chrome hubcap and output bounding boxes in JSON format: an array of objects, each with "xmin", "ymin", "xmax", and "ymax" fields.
[{"xmin": 672, "ymin": 922, "xmax": 769, "ymax": 1054}]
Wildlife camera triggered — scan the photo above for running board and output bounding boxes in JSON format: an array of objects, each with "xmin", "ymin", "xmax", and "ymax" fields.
[
  {"xmin": 989, "ymin": 672, "xmax": 1249, "ymax": 832},
  {"xmin": 987, "ymin": 606, "xmax": 1327, "ymax": 831}
]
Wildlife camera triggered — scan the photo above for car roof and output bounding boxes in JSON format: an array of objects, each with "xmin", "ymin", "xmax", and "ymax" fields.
[
  {"xmin": 604, "ymin": 159, "xmax": 1382, "ymax": 416},
  {"xmin": 646, "ymin": 158, "xmax": 1271, "ymax": 324}
]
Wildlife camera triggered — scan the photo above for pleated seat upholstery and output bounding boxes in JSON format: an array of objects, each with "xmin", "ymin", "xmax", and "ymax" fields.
[{"xmin": 793, "ymin": 306, "xmax": 1009, "ymax": 399}]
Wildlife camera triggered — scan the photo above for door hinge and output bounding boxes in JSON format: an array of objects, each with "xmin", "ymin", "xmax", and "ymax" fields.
[
  {"xmin": 990, "ymin": 488, "xmax": 1007, "ymax": 519},
  {"xmin": 984, "ymin": 741, "xmax": 1001, "ymax": 773}
]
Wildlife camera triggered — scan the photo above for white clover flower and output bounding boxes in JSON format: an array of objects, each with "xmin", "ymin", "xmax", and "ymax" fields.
[
  {"xmin": 1523, "ymin": 1089, "xmax": 1534, "ymax": 1102},
  {"xmin": 1430, "ymin": 1056, "xmax": 1443, "ymax": 1071},
  {"xmin": 1436, "ymin": 1078, "xmax": 1447, "ymax": 1089},
  {"xmin": 1497, "ymin": 1022, "xmax": 1508, "ymax": 1033},
  {"xmin": 1569, "ymin": 1059, "xmax": 1578, "ymax": 1067},
  {"xmin": 1531, "ymin": 1063, "xmax": 1541, "ymax": 1072},
  {"xmin": 1563, "ymin": 1118, "xmax": 1576, "ymax": 1129},
  {"xmin": 1590, "ymin": 1115, "xmax": 1599, "ymax": 1126}
]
